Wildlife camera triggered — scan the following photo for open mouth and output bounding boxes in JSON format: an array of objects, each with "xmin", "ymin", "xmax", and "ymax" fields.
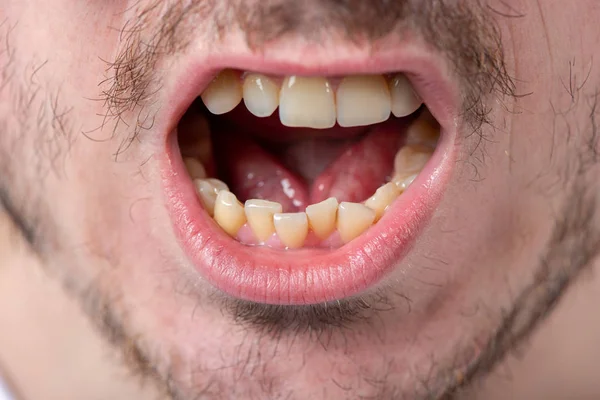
[{"xmin": 162, "ymin": 55, "xmax": 457, "ymax": 305}]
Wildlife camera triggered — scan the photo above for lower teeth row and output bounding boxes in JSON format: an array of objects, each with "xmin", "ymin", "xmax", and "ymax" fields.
[{"xmin": 183, "ymin": 118, "xmax": 439, "ymax": 249}]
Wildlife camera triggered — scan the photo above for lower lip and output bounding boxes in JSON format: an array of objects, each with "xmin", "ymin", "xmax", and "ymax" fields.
[{"xmin": 162, "ymin": 124, "xmax": 454, "ymax": 305}]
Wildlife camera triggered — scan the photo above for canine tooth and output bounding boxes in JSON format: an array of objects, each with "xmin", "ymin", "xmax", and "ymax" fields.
[
  {"xmin": 394, "ymin": 145, "xmax": 432, "ymax": 175},
  {"xmin": 279, "ymin": 76, "xmax": 336, "ymax": 129},
  {"xmin": 390, "ymin": 74, "xmax": 422, "ymax": 117},
  {"xmin": 337, "ymin": 75, "xmax": 391, "ymax": 127},
  {"xmin": 201, "ymin": 69, "xmax": 242, "ymax": 115},
  {"xmin": 337, "ymin": 202, "xmax": 376, "ymax": 243},
  {"xmin": 274, "ymin": 212, "xmax": 309, "ymax": 249},
  {"xmin": 214, "ymin": 191, "xmax": 246, "ymax": 237},
  {"xmin": 365, "ymin": 183, "xmax": 401, "ymax": 221},
  {"xmin": 195, "ymin": 179, "xmax": 229, "ymax": 216},
  {"xmin": 305, "ymin": 197, "xmax": 338, "ymax": 240},
  {"xmin": 245, "ymin": 199, "xmax": 283, "ymax": 242},
  {"xmin": 183, "ymin": 158, "xmax": 207, "ymax": 179},
  {"xmin": 394, "ymin": 174, "xmax": 418, "ymax": 191},
  {"xmin": 243, "ymin": 74, "xmax": 279, "ymax": 117},
  {"xmin": 405, "ymin": 116, "xmax": 440, "ymax": 148}
]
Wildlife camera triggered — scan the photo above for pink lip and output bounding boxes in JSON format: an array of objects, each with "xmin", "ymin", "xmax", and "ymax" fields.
[{"xmin": 160, "ymin": 45, "xmax": 459, "ymax": 305}]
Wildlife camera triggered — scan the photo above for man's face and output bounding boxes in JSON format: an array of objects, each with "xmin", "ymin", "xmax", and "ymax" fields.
[{"xmin": 1, "ymin": 1, "xmax": 599, "ymax": 398}]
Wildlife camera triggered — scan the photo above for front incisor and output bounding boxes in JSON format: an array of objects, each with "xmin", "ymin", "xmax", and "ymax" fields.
[
  {"xmin": 245, "ymin": 199, "xmax": 283, "ymax": 242},
  {"xmin": 214, "ymin": 191, "xmax": 246, "ymax": 237},
  {"xmin": 336, "ymin": 75, "xmax": 391, "ymax": 127},
  {"xmin": 274, "ymin": 213, "xmax": 309, "ymax": 249},
  {"xmin": 279, "ymin": 76, "xmax": 336, "ymax": 129},
  {"xmin": 306, "ymin": 197, "xmax": 339, "ymax": 240},
  {"xmin": 337, "ymin": 202, "xmax": 376, "ymax": 243}
]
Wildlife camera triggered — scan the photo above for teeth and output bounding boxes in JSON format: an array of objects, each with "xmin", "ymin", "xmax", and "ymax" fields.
[
  {"xmin": 195, "ymin": 179, "xmax": 229, "ymax": 217},
  {"xmin": 274, "ymin": 213, "xmax": 309, "ymax": 249},
  {"xmin": 214, "ymin": 191, "xmax": 247, "ymax": 237},
  {"xmin": 245, "ymin": 199, "xmax": 283, "ymax": 242},
  {"xmin": 201, "ymin": 69, "xmax": 243, "ymax": 115},
  {"xmin": 279, "ymin": 76, "xmax": 336, "ymax": 129},
  {"xmin": 337, "ymin": 202, "xmax": 376, "ymax": 243},
  {"xmin": 389, "ymin": 74, "xmax": 423, "ymax": 118},
  {"xmin": 243, "ymin": 74, "xmax": 279, "ymax": 118},
  {"xmin": 405, "ymin": 113, "xmax": 440, "ymax": 148},
  {"xmin": 183, "ymin": 158, "xmax": 207, "ymax": 180},
  {"xmin": 305, "ymin": 197, "xmax": 339, "ymax": 240},
  {"xmin": 394, "ymin": 174, "xmax": 418, "ymax": 191},
  {"xmin": 394, "ymin": 145, "xmax": 433, "ymax": 176},
  {"xmin": 336, "ymin": 75, "xmax": 391, "ymax": 127},
  {"xmin": 364, "ymin": 183, "xmax": 401, "ymax": 221}
]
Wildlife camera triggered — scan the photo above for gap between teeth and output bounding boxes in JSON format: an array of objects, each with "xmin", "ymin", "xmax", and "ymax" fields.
[
  {"xmin": 200, "ymin": 69, "xmax": 423, "ymax": 128},
  {"xmin": 183, "ymin": 116, "xmax": 438, "ymax": 249}
]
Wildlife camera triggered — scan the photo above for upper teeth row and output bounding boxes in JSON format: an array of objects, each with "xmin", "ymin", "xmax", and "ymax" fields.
[{"xmin": 200, "ymin": 70, "xmax": 423, "ymax": 129}]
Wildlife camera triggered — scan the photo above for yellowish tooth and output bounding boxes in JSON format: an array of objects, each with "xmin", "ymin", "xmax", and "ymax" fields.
[
  {"xmin": 194, "ymin": 179, "xmax": 229, "ymax": 217},
  {"xmin": 394, "ymin": 145, "xmax": 433, "ymax": 176},
  {"xmin": 279, "ymin": 76, "xmax": 336, "ymax": 129},
  {"xmin": 305, "ymin": 197, "xmax": 339, "ymax": 240},
  {"xmin": 274, "ymin": 212, "xmax": 309, "ymax": 249},
  {"xmin": 243, "ymin": 74, "xmax": 279, "ymax": 117},
  {"xmin": 364, "ymin": 182, "xmax": 401, "ymax": 221},
  {"xmin": 207, "ymin": 179, "xmax": 228, "ymax": 192},
  {"xmin": 183, "ymin": 158, "xmax": 207, "ymax": 180},
  {"xmin": 245, "ymin": 199, "xmax": 283, "ymax": 242},
  {"xmin": 394, "ymin": 174, "xmax": 418, "ymax": 192},
  {"xmin": 337, "ymin": 202, "xmax": 376, "ymax": 243},
  {"xmin": 389, "ymin": 74, "xmax": 423, "ymax": 117},
  {"xmin": 405, "ymin": 115, "xmax": 440, "ymax": 149},
  {"xmin": 201, "ymin": 69, "xmax": 243, "ymax": 115},
  {"xmin": 213, "ymin": 191, "xmax": 246, "ymax": 237},
  {"xmin": 337, "ymin": 75, "xmax": 391, "ymax": 127}
]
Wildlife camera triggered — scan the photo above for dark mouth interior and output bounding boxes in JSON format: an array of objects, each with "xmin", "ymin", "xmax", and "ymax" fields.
[{"xmin": 178, "ymin": 98, "xmax": 424, "ymax": 213}]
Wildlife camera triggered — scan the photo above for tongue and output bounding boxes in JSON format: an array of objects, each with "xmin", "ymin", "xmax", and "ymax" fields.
[{"xmin": 214, "ymin": 123, "xmax": 402, "ymax": 212}]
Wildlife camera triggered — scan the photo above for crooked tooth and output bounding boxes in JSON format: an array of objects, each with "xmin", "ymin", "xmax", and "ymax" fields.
[
  {"xmin": 274, "ymin": 212, "xmax": 309, "ymax": 249},
  {"xmin": 394, "ymin": 145, "xmax": 433, "ymax": 176},
  {"xmin": 279, "ymin": 76, "xmax": 336, "ymax": 129},
  {"xmin": 195, "ymin": 179, "xmax": 229, "ymax": 216},
  {"xmin": 405, "ymin": 113, "xmax": 440, "ymax": 148},
  {"xmin": 337, "ymin": 202, "xmax": 376, "ymax": 243},
  {"xmin": 243, "ymin": 74, "xmax": 279, "ymax": 117},
  {"xmin": 337, "ymin": 75, "xmax": 391, "ymax": 127},
  {"xmin": 305, "ymin": 197, "xmax": 339, "ymax": 240},
  {"xmin": 201, "ymin": 69, "xmax": 242, "ymax": 115},
  {"xmin": 389, "ymin": 74, "xmax": 423, "ymax": 118},
  {"xmin": 364, "ymin": 182, "xmax": 401, "ymax": 221},
  {"xmin": 245, "ymin": 199, "xmax": 283, "ymax": 242},
  {"xmin": 183, "ymin": 158, "xmax": 207, "ymax": 180},
  {"xmin": 214, "ymin": 191, "xmax": 246, "ymax": 237}
]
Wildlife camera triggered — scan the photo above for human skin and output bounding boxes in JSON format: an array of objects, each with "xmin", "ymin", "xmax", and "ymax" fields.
[{"xmin": 1, "ymin": 1, "xmax": 600, "ymax": 399}]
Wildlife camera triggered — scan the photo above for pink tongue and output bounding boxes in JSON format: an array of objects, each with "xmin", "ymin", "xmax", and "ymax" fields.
[{"xmin": 214, "ymin": 125, "xmax": 401, "ymax": 212}]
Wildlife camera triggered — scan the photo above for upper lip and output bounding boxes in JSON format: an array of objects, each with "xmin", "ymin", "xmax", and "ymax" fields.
[{"xmin": 159, "ymin": 37, "xmax": 460, "ymax": 305}]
